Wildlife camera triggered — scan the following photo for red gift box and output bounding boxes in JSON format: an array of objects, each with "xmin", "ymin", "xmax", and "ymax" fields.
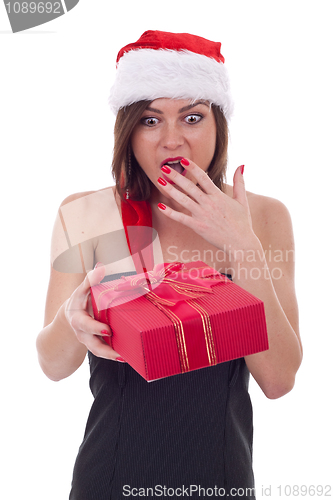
[{"xmin": 90, "ymin": 261, "xmax": 268, "ymax": 381}]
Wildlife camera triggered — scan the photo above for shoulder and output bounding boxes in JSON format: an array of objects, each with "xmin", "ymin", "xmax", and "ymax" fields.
[
  {"xmin": 59, "ymin": 186, "xmax": 116, "ymax": 208},
  {"xmin": 246, "ymin": 190, "xmax": 292, "ymax": 228},
  {"xmin": 56, "ymin": 185, "xmax": 121, "ymax": 234},
  {"xmin": 59, "ymin": 191, "xmax": 95, "ymax": 206},
  {"xmin": 57, "ymin": 186, "xmax": 119, "ymax": 226},
  {"xmin": 224, "ymin": 183, "xmax": 294, "ymax": 249},
  {"xmin": 246, "ymin": 190, "xmax": 294, "ymax": 249},
  {"xmin": 51, "ymin": 186, "xmax": 120, "ymax": 266},
  {"xmin": 245, "ymin": 192, "xmax": 296, "ymax": 283}
]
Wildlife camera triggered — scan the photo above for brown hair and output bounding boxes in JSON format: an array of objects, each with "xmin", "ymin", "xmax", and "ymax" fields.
[{"xmin": 111, "ymin": 101, "xmax": 229, "ymax": 200}]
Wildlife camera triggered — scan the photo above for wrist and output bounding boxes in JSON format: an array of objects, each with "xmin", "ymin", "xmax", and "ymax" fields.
[
  {"xmin": 228, "ymin": 233, "xmax": 264, "ymax": 265},
  {"xmin": 57, "ymin": 298, "xmax": 70, "ymax": 327},
  {"xmin": 55, "ymin": 299, "xmax": 77, "ymax": 341}
]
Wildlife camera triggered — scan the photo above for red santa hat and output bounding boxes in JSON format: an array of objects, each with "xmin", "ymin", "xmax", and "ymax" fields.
[{"xmin": 108, "ymin": 30, "xmax": 234, "ymax": 121}]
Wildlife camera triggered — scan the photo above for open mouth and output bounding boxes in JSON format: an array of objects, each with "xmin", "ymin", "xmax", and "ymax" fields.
[{"xmin": 162, "ymin": 159, "xmax": 186, "ymax": 175}]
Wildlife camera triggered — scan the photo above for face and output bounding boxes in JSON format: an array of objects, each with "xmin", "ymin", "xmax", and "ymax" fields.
[{"xmin": 130, "ymin": 98, "xmax": 217, "ymax": 200}]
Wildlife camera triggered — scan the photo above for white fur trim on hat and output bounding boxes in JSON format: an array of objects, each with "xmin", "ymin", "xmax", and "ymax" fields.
[{"xmin": 108, "ymin": 49, "xmax": 234, "ymax": 121}]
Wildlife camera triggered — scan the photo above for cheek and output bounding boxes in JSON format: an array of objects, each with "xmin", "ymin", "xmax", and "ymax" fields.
[
  {"xmin": 131, "ymin": 130, "xmax": 155, "ymax": 164},
  {"xmin": 206, "ymin": 124, "xmax": 217, "ymax": 157},
  {"xmin": 193, "ymin": 120, "xmax": 217, "ymax": 166},
  {"xmin": 196, "ymin": 135, "xmax": 216, "ymax": 169}
]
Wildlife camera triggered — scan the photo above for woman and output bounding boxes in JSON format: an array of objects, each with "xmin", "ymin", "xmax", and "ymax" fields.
[{"xmin": 37, "ymin": 31, "xmax": 302, "ymax": 499}]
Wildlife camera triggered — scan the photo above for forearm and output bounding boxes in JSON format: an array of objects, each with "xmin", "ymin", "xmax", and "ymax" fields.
[
  {"xmin": 36, "ymin": 300, "xmax": 87, "ymax": 382},
  {"xmin": 231, "ymin": 238, "xmax": 302, "ymax": 399}
]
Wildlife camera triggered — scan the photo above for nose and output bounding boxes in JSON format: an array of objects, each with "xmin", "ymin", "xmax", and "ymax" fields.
[{"xmin": 161, "ymin": 122, "xmax": 185, "ymax": 151}]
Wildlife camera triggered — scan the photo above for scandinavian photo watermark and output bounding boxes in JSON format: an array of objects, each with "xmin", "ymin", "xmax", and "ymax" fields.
[{"xmin": 166, "ymin": 244, "xmax": 295, "ymax": 281}]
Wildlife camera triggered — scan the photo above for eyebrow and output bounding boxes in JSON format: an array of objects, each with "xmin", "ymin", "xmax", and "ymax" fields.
[{"xmin": 145, "ymin": 100, "xmax": 210, "ymax": 115}]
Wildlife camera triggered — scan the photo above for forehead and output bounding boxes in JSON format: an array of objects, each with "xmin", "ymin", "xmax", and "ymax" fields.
[{"xmin": 147, "ymin": 98, "xmax": 210, "ymax": 112}]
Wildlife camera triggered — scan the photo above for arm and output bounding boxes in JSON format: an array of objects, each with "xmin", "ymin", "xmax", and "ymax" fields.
[
  {"xmin": 37, "ymin": 266, "xmax": 87, "ymax": 382},
  {"xmin": 36, "ymin": 194, "xmax": 119, "ymax": 382},
  {"xmin": 233, "ymin": 197, "xmax": 302, "ymax": 398}
]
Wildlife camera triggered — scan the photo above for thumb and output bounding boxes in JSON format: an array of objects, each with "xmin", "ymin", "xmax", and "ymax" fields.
[
  {"xmin": 232, "ymin": 165, "xmax": 248, "ymax": 206},
  {"xmin": 84, "ymin": 263, "xmax": 106, "ymax": 291},
  {"xmin": 67, "ymin": 263, "xmax": 106, "ymax": 313}
]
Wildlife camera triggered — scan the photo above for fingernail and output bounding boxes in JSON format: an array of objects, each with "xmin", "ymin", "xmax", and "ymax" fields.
[
  {"xmin": 158, "ymin": 203, "xmax": 167, "ymax": 211},
  {"xmin": 240, "ymin": 165, "xmax": 245, "ymax": 175},
  {"xmin": 100, "ymin": 330, "xmax": 111, "ymax": 336},
  {"xmin": 94, "ymin": 262, "xmax": 103, "ymax": 269},
  {"xmin": 180, "ymin": 158, "xmax": 190, "ymax": 166},
  {"xmin": 157, "ymin": 177, "xmax": 167, "ymax": 186},
  {"xmin": 116, "ymin": 357, "xmax": 126, "ymax": 362},
  {"xmin": 161, "ymin": 165, "xmax": 172, "ymax": 174}
]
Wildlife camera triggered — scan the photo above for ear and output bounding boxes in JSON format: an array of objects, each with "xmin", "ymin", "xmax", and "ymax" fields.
[{"xmin": 232, "ymin": 165, "xmax": 248, "ymax": 207}]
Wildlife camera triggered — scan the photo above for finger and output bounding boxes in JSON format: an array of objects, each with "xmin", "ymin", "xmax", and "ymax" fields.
[
  {"xmin": 70, "ymin": 306, "xmax": 112, "ymax": 337},
  {"xmin": 180, "ymin": 157, "xmax": 218, "ymax": 195},
  {"xmin": 85, "ymin": 263, "xmax": 106, "ymax": 289},
  {"xmin": 161, "ymin": 164, "xmax": 208, "ymax": 202},
  {"xmin": 232, "ymin": 165, "xmax": 248, "ymax": 207},
  {"xmin": 158, "ymin": 175, "xmax": 202, "ymax": 213},
  {"xmin": 157, "ymin": 202, "xmax": 206, "ymax": 234},
  {"xmin": 79, "ymin": 331, "xmax": 121, "ymax": 360},
  {"xmin": 70, "ymin": 265, "xmax": 106, "ymax": 310},
  {"xmin": 79, "ymin": 326, "xmax": 126, "ymax": 363}
]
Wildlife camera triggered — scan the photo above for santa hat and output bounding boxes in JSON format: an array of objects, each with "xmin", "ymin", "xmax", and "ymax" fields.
[{"xmin": 108, "ymin": 30, "xmax": 234, "ymax": 121}]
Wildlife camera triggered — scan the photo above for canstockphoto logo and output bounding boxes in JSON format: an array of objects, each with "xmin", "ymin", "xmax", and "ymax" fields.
[{"xmin": 3, "ymin": 0, "xmax": 79, "ymax": 33}]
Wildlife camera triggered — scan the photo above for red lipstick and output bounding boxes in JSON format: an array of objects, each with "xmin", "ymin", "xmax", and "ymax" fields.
[
  {"xmin": 160, "ymin": 156, "xmax": 184, "ymax": 168},
  {"xmin": 160, "ymin": 157, "xmax": 187, "ymax": 185}
]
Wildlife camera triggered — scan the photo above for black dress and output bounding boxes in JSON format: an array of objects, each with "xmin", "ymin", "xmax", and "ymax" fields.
[{"xmin": 69, "ymin": 272, "xmax": 256, "ymax": 499}]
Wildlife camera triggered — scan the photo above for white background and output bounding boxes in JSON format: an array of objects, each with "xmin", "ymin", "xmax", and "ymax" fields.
[{"xmin": 1, "ymin": 1, "xmax": 332, "ymax": 498}]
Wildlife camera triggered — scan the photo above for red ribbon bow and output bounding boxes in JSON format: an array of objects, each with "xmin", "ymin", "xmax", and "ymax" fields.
[{"xmin": 96, "ymin": 262, "xmax": 229, "ymax": 311}]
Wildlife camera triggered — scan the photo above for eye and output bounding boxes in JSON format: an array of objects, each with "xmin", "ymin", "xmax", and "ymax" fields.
[
  {"xmin": 141, "ymin": 117, "xmax": 159, "ymax": 127},
  {"xmin": 184, "ymin": 114, "xmax": 203, "ymax": 124}
]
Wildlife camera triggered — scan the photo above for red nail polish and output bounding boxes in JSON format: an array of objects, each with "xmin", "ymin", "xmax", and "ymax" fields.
[
  {"xmin": 158, "ymin": 203, "xmax": 167, "ymax": 210},
  {"xmin": 116, "ymin": 357, "xmax": 126, "ymax": 362},
  {"xmin": 240, "ymin": 165, "xmax": 245, "ymax": 175},
  {"xmin": 100, "ymin": 330, "xmax": 110, "ymax": 336},
  {"xmin": 158, "ymin": 177, "xmax": 167, "ymax": 186},
  {"xmin": 161, "ymin": 165, "xmax": 172, "ymax": 174},
  {"xmin": 180, "ymin": 158, "xmax": 190, "ymax": 166}
]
